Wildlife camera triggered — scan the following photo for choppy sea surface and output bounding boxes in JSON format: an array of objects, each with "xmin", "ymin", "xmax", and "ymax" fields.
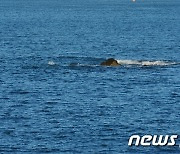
[{"xmin": 0, "ymin": 0, "xmax": 180, "ymax": 153}]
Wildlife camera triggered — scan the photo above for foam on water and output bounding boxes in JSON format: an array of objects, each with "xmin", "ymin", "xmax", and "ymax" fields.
[
  {"xmin": 48, "ymin": 61, "xmax": 56, "ymax": 66},
  {"xmin": 117, "ymin": 60, "xmax": 176, "ymax": 66}
]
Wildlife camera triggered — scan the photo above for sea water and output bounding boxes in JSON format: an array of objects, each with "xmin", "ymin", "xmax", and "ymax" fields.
[{"xmin": 0, "ymin": 0, "xmax": 180, "ymax": 153}]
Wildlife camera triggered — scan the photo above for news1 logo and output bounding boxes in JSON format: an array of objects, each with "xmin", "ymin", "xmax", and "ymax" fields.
[{"xmin": 128, "ymin": 135, "xmax": 178, "ymax": 146}]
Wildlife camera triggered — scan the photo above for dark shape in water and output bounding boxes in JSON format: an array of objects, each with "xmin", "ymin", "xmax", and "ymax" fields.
[
  {"xmin": 100, "ymin": 58, "xmax": 120, "ymax": 66},
  {"xmin": 69, "ymin": 63, "xmax": 79, "ymax": 66}
]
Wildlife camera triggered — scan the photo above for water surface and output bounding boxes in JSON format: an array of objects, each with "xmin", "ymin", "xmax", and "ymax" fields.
[{"xmin": 0, "ymin": 0, "xmax": 180, "ymax": 153}]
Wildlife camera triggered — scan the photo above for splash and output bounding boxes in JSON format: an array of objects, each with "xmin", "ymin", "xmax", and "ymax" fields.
[
  {"xmin": 48, "ymin": 61, "xmax": 55, "ymax": 66},
  {"xmin": 117, "ymin": 60, "xmax": 176, "ymax": 66}
]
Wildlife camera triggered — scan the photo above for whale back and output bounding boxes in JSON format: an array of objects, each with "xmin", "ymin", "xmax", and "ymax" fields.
[{"xmin": 100, "ymin": 58, "xmax": 119, "ymax": 66}]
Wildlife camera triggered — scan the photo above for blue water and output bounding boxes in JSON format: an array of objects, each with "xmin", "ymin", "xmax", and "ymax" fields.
[{"xmin": 0, "ymin": 0, "xmax": 180, "ymax": 153}]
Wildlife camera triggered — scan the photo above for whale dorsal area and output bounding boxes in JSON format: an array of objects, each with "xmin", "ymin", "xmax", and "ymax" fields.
[{"xmin": 100, "ymin": 58, "xmax": 120, "ymax": 66}]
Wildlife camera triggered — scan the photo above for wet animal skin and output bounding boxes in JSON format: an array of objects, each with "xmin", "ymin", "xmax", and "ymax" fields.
[{"xmin": 100, "ymin": 58, "xmax": 120, "ymax": 66}]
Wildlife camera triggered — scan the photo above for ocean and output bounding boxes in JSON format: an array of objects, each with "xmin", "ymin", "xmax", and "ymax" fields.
[{"xmin": 0, "ymin": 0, "xmax": 180, "ymax": 153}]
